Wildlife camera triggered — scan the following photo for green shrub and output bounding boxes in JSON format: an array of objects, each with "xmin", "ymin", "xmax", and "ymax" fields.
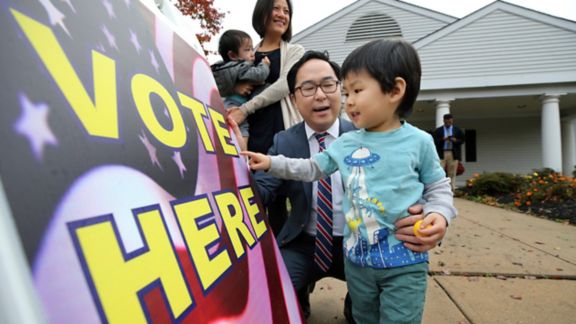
[
  {"xmin": 547, "ymin": 183, "xmax": 575, "ymax": 201},
  {"xmin": 531, "ymin": 167, "xmax": 556, "ymax": 178},
  {"xmin": 464, "ymin": 172, "xmax": 524, "ymax": 196},
  {"xmin": 462, "ymin": 170, "xmax": 576, "ymax": 222},
  {"xmin": 464, "ymin": 169, "xmax": 576, "ymax": 208},
  {"xmin": 514, "ymin": 170, "xmax": 576, "ymax": 206}
]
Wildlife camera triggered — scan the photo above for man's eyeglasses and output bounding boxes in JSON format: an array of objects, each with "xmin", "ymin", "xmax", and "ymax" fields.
[{"xmin": 295, "ymin": 80, "xmax": 340, "ymax": 97}]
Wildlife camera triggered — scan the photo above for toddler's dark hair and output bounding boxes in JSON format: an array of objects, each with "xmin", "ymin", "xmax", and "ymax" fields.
[
  {"xmin": 218, "ymin": 29, "xmax": 251, "ymax": 62},
  {"xmin": 341, "ymin": 39, "xmax": 421, "ymax": 118}
]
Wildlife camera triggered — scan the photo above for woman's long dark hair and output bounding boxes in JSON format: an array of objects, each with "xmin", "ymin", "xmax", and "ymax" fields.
[{"xmin": 252, "ymin": 0, "xmax": 293, "ymax": 41}]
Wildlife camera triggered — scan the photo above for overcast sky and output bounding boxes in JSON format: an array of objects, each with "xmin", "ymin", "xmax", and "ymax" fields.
[{"xmin": 205, "ymin": 0, "xmax": 576, "ymax": 62}]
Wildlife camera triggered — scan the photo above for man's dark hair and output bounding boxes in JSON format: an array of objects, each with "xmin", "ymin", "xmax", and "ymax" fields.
[
  {"xmin": 341, "ymin": 39, "xmax": 421, "ymax": 118},
  {"xmin": 218, "ymin": 29, "xmax": 251, "ymax": 62},
  {"xmin": 443, "ymin": 113, "xmax": 453, "ymax": 120},
  {"xmin": 287, "ymin": 50, "xmax": 341, "ymax": 94},
  {"xmin": 252, "ymin": 0, "xmax": 293, "ymax": 42}
]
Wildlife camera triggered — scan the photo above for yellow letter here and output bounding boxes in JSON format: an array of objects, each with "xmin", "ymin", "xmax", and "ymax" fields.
[
  {"xmin": 239, "ymin": 186, "xmax": 267, "ymax": 240},
  {"xmin": 173, "ymin": 196, "xmax": 232, "ymax": 292},
  {"xmin": 73, "ymin": 210, "xmax": 192, "ymax": 323},
  {"xmin": 214, "ymin": 191, "xmax": 256, "ymax": 259}
]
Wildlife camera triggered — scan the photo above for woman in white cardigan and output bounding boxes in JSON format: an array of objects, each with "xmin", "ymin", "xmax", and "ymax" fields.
[{"xmin": 228, "ymin": 0, "xmax": 304, "ymax": 154}]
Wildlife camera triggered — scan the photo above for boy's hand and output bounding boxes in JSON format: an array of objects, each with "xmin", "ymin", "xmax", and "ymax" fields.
[
  {"xmin": 240, "ymin": 151, "xmax": 271, "ymax": 171},
  {"xmin": 395, "ymin": 208, "xmax": 447, "ymax": 252},
  {"xmin": 261, "ymin": 56, "xmax": 270, "ymax": 66},
  {"xmin": 234, "ymin": 82, "xmax": 253, "ymax": 96}
]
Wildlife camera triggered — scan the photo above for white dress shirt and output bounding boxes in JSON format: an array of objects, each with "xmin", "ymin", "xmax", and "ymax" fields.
[{"xmin": 304, "ymin": 121, "xmax": 345, "ymax": 237}]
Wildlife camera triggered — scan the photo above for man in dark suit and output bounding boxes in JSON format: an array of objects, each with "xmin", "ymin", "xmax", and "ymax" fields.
[
  {"xmin": 434, "ymin": 114, "xmax": 465, "ymax": 190},
  {"xmin": 234, "ymin": 51, "xmax": 449, "ymax": 321}
]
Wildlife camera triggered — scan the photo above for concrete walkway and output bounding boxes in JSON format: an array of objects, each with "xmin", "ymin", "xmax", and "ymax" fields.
[{"xmin": 307, "ymin": 198, "xmax": 576, "ymax": 324}]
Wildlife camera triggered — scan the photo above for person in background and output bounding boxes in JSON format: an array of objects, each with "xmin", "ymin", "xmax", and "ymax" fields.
[
  {"xmin": 434, "ymin": 113, "xmax": 465, "ymax": 191},
  {"xmin": 231, "ymin": 49, "xmax": 452, "ymax": 322},
  {"xmin": 228, "ymin": 0, "xmax": 305, "ymax": 236},
  {"xmin": 242, "ymin": 39, "xmax": 456, "ymax": 323},
  {"xmin": 211, "ymin": 29, "xmax": 270, "ymax": 140}
]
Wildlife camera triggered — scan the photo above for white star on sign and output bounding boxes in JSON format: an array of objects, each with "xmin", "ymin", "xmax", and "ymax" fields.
[
  {"xmin": 130, "ymin": 29, "xmax": 142, "ymax": 54},
  {"xmin": 103, "ymin": 0, "xmax": 116, "ymax": 19},
  {"xmin": 38, "ymin": 0, "xmax": 70, "ymax": 37},
  {"xmin": 149, "ymin": 50, "xmax": 160, "ymax": 72},
  {"xmin": 139, "ymin": 132, "xmax": 163, "ymax": 171},
  {"xmin": 14, "ymin": 93, "xmax": 58, "ymax": 161},
  {"xmin": 60, "ymin": 0, "xmax": 75, "ymax": 13},
  {"xmin": 102, "ymin": 25, "xmax": 117, "ymax": 50},
  {"xmin": 172, "ymin": 151, "xmax": 187, "ymax": 178}
]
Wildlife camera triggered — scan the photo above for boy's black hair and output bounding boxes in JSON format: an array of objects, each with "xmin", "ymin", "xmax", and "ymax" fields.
[
  {"xmin": 341, "ymin": 39, "xmax": 421, "ymax": 118},
  {"xmin": 443, "ymin": 113, "xmax": 453, "ymax": 119},
  {"xmin": 287, "ymin": 50, "xmax": 341, "ymax": 94},
  {"xmin": 252, "ymin": 0, "xmax": 293, "ymax": 42},
  {"xmin": 218, "ymin": 29, "xmax": 251, "ymax": 62}
]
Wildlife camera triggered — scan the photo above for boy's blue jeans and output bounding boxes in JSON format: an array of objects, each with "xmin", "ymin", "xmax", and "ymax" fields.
[{"xmin": 345, "ymin": 259, "xmax": 428, "ymax": 324}]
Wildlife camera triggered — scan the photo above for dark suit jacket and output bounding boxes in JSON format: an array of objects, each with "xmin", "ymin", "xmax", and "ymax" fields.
[
  {"xmin": 433, "ymin": 125, "xmax": 465, "ymax": 161},
  {"xmin": 254, "ymin": 118, "xmax": 356, "ymax": 247}
]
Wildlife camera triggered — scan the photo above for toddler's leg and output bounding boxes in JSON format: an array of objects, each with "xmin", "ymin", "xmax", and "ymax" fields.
[
  {"xmin": 344, "ymin": 259, "xmax": 380, "ymax": 324},
  {"xmin": 378, "ymin": 262, "xmax": 428, "ymax": 324}
]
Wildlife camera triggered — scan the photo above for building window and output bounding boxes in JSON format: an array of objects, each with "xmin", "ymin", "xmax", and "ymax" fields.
[
  {"xmin": 346, "ymin": 13, "xmax": 402, "ymax": 42},
  {"xmin": 464, "ymin": 129, "xmax": 477, "ymax": 162}
]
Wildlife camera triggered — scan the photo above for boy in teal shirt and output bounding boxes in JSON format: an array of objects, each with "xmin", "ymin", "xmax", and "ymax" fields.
[{"xmin": 243, "ymin": 39, "xmax": 456, "ymax": 323}]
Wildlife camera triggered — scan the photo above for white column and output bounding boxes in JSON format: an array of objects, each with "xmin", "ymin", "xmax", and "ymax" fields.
[
  {"xmin": 562, "ymin": 116, "xmax": 576, "ymax": 176},
  {"xmin": 435, "ymin": 100, "xmax": 452, "ymax": 128},
  {"xmin": 541, "ymin": 94, "xmax": 563, "ymax": 173}
]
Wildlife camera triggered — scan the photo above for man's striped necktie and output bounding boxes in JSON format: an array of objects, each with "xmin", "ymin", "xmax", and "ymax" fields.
[{"xmin": 314, "ymin": 132, "xmax": 333, "ymax": 272}]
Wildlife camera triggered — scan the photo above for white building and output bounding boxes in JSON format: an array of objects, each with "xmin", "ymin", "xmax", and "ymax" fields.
[{"xmin": 292, "ymin": 0, "xmax": 576, "ymax": 179}]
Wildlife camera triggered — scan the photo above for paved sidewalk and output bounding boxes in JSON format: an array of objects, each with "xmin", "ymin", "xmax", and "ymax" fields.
[{"xmin": 307, "ymin": 198, "xmax": 576, "ymax": 324}]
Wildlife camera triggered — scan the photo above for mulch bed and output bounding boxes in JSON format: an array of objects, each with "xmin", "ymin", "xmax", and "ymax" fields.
[
  {"xmin": 456, "ymin": 192, "xmax": 576, "ymax": 225},
  {"xmin": 495, "ymin": 195, "xmax": 576, "ymax": 225}
]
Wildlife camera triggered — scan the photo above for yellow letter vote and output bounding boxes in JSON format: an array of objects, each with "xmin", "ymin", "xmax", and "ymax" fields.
[
  {"xmin": 11, "ymin": 9, "xmax": 118, "ymax": 139},
  {"xmin": 73, "ymin": 210, "xmax": 192, "ymax": 323},
  {"xmin": 239, "ymin": 187, "xmax": 267, "ymax": 240},
  {"xmin": 214, "ymin": 191, "xmax": 256, "ymax": 259},
  {"xmin": 209, "ymin": 108, "xmax": 238, "ymax": 156},
  {"xmin": 173, "ymin": 196, "xmax": 232, "ymax": 292},
  {"xmin": 178, "ymin": 92, "xmax": 215, "ymax": 153},
  {"xmin": 132, "ymin": 74, "xmax": 186, "ymax": 148}
]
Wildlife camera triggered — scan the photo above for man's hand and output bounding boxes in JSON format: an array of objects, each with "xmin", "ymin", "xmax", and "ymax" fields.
[
  {"xmin": 240, "ymin": 151, "xmax": 271, "ymax": 171},
  {"xmin": 395, "ymin": 205, "xmax": 447, "ymax": 252}
]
